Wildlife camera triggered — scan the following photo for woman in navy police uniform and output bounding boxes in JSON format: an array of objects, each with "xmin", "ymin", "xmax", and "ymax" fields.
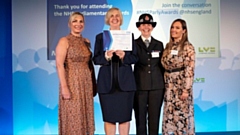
[{"xmin": 133, "ymin": 13, "xmax": 165, "ymax": 135}]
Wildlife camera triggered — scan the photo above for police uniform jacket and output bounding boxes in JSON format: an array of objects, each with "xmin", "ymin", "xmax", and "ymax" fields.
[{"xmin": 134, "ymin": 36, "xmax": 165, "ymax": 90}]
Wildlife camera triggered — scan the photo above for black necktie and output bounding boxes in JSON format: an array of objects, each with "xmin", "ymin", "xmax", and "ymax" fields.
[{"xmin": 145, "ymin": 39, "xmax": 149, "ymax": 48}]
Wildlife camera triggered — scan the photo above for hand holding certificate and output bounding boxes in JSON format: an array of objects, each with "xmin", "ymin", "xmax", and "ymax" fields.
[{"xmin": 103, "ymin": 30, "xmax": 132, "ymax": 51}]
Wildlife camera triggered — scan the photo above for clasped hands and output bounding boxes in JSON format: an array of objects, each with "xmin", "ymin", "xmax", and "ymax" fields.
[{"xmin": 105, "ymin": 50, "xmax": 125, "ymax": 60}]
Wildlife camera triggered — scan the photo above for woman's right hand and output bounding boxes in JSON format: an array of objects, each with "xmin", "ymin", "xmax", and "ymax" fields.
[
  {"xmin": 106, "ymin": 50, "xmax": 115, "ymax": 58},
  {"xmin": 105, "ymin": 50, "xmax": 115, "ymax": 61},
  {"xmin": 61, "ymin": 87, "xmax": 71, "ymax": 100}
]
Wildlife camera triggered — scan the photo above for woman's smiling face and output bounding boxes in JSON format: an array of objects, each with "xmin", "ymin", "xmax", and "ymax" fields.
[
  {"xmin": 170, "ymin": 21, "xmax": 186, "ymax": 42},
  {"xmin": 109, "ymin": 10, "xmax": 121, "ymax": 29},
  {"xmin": 69, "ymin": 14, "xmax": 84, "ymax": 35},
  {"xmin": 138, "ymin": 23, "xmax": 153, "ymax": 38}
]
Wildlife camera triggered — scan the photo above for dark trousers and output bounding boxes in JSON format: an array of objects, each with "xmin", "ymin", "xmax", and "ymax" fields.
[{"xmin": 134, "ymin": 89, "xmax": 165, "ymax": 135}]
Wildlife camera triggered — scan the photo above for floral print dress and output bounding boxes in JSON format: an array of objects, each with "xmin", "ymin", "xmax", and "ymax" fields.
[{"xmin": 161, "ymin": 42, "xmax": 195, "ymax": 135}]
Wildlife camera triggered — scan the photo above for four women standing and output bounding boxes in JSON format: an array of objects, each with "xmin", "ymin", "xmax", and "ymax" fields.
[{"xmin": 56, "ymin": 9, "xmax": 195, "ymax": 135}]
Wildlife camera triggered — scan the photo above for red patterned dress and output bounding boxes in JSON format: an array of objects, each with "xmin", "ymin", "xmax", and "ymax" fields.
[
  {"xmin": 161, "ymin": 42, "xmax": 195, "ymax": 135},
  {"xmin": 58, "ymin": 34, "xmax": 95, "ymax": 135}
]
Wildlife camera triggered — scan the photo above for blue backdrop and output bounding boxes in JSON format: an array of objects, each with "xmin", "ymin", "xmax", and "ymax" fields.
[{"xmin": 0, "ymin": 0, "xmax": 13, "ymax": 134}]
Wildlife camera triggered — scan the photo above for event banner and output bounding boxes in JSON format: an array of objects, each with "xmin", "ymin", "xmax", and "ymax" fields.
[{"xmin": 47, "ymin": 0, "xmax": 220, "ymax": 60}]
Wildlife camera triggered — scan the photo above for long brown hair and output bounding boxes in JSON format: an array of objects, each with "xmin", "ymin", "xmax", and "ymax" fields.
[{"xmin": 163, "ymin": 19, "xmax": 189, "ymax": 56}]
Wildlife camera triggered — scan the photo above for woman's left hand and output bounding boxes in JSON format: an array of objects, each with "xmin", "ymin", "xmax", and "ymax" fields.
[
  {"xmin": 180, "ymin": 92, "xmax": 189, "ymax": 101},
  {"xmin": 115, "ymin": 50, "xmax": 125, "ymax": 59}
]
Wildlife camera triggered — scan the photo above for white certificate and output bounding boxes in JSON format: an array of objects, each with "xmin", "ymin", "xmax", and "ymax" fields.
[{"xmin": 103, "ymin": 30, "xmax": 132, "ymax": 51}]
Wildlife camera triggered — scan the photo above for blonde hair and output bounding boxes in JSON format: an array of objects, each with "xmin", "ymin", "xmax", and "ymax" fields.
[
  {"xmin": 68, "ymin": 12, "xmax": 85, "ymax": 23},
  {"xmin": 105, "ymin": 7, "xmax": 123, "ymax": 26}
]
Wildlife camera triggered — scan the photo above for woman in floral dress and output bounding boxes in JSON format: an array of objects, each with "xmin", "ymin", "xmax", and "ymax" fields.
[{"xmin": 161, "ymin": 19, "xmax": 195, "ymax": 135}]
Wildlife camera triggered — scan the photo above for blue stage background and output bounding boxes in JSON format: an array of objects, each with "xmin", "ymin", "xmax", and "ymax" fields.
[
  {"xmin": 0, "ymin": 0, "xmax": 12, "ymax": 134},
  {"xmin": 1, "ymin": 0, "xmax": 240, "ymax": 134}
]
